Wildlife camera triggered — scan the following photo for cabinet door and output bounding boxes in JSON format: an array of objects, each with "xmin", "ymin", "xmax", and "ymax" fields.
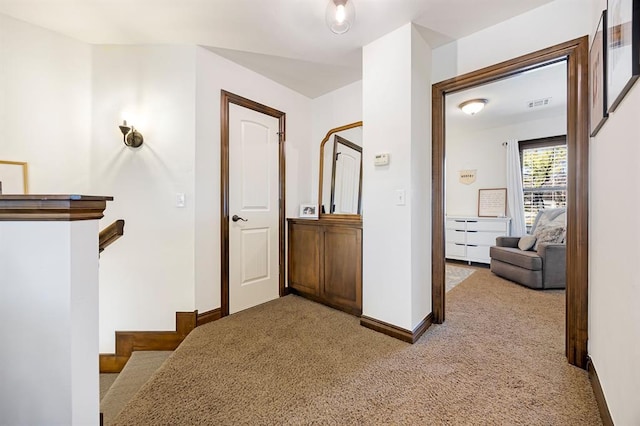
[
  {"xmin": 288, "ymin": 223, "xmax": 321, "ymax": 296},
  {"xmin": 322, "ymin": 225, "xmax": 362, "ymax": 314}
]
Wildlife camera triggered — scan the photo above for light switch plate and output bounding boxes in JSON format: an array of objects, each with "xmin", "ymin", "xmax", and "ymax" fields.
[
  {"xmin": 395, "ymin": 189, "xmax": 406, "ymax": 206},
  {"xmin": 176, "ymin": 193, "xmax": 186, "ymax": 208}
]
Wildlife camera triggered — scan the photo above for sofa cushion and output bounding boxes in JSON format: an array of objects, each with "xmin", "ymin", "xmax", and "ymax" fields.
[
  {"xmin": 489, "ymin": 246, "xmax": 542, "ymax": 270},
  {"xmin": 532, "ymin": 225, "xmax": 565, "ymax": 250},
  {"xmin": 518, "ymin": 235, "xmax": 536, "ymax": 251}
]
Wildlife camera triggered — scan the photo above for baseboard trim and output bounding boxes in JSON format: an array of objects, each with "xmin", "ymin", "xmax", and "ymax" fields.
[
  {"xmin": 196, "ymin": 308, "xmax": 222, "ymax": 327},
  {"xmin": 587, "ymin": 356, "xmax": 614, "ymax": 426},
  {"xmin": 100, "ymin": 308, "xmax": 221, "ymax": 373},
  {"xmin": 360, "ymin": 313, "xmax": 433, "ymax": 344}
]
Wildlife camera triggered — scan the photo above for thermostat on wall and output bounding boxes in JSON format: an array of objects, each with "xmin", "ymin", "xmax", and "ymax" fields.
[{"xmin": 374, "ymin": 153, "xmax": 390, "ymax": 166}]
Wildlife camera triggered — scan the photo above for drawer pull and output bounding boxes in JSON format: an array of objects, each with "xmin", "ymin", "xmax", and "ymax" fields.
[
  {"xmin": 467, "ymin": 244, "xmax": 478, "ymax": 247},
  {"xmin": 467, "ymin": 230, "xmax": 478, "ymax": 233},
  {"xmin": 454, "ymin": 243, "xmax": 465, "ymax": 246},
  {"xmin": 467, "ymin": 220, "xmax": 478, "ymax": 223}
]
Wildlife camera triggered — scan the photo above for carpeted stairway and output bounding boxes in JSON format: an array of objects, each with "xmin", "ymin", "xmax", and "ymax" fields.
[
  {"xmin": 108, "ymin": 268, "xmax": 601, "ymax": 425},
  {"xmin": 100, "ymin": 351, "xmax": 172, "ymax": 424}
]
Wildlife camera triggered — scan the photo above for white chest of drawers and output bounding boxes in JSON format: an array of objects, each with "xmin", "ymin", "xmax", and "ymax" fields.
[{"xmin": 445, "ymin": 216, "xmax": 511, "ymax": 264}]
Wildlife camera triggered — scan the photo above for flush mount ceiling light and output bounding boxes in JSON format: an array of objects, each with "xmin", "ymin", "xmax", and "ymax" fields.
[
  {"xmin": 326, "ymin": 0, "xmax": 355, "ymax": 34},
  {"xmin": 459, "ymin": 98, "xmax": 488, "ymax": 115}
]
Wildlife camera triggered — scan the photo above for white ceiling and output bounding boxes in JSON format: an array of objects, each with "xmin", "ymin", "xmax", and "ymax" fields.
[
  {"xmin": 446, "ymin": 60, "xmax": 567, "ymax": 134},
  {"xmin": 0, "ymin": 0, "xmax": 555, "ymax": 98}
]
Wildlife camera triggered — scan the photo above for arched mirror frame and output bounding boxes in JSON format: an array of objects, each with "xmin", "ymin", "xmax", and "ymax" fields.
[{"xmin": 318, "ymin": 121, "xmax": 363, "ymax": 220}]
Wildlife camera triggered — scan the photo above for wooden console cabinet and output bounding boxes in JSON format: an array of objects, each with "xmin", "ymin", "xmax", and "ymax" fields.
[{"xmin": 287, "ymin": 218, "xmax": 362, "ymax": 315}]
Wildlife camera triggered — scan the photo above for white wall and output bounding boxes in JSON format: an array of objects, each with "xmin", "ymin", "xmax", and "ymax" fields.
[
  {"xmin": 588, "ymin": 3, "xmax": 640, "ymax": 425},
  {"xmin": 91, "ymin": 45, "xmax": 198, "ymax": 352},
  {"xmin": 0, "ymin": 14, "xmax": 91, "ymax": 193},
  {"xmin": 446, "ymin": 115, "xmax": 566, "ymax": 216},
  {"xmin": 0, "ymin": 220, "xmax": 99, "ymax": 425},
  {"xmin": 409, "ymin": 25, "xmax": 432, "ymax": 327},
  {"xmin": 194, "ymin": 47, "xmax": 312, "ymax": 313},
  {"xmin": 432, "ymin": 0, "xmax": 596, "ymax": 83},
  {"xmin": 362, "ymin": 23, "xmax": 431, "ymax": 330}
]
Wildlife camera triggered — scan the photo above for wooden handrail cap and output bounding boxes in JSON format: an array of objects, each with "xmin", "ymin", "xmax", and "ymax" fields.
[{"xmin": 0, "ymin": 194, "xmax": 114, "ymax": 221}]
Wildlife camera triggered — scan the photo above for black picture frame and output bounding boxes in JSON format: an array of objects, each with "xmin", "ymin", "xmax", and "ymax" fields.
[
  {"xmin": 590, "ymin": 10, "xmax": 609, "ymax": 136},
  {"xmin": 606, "ymin": 0, "xmax": 640, "ymax": 112}
]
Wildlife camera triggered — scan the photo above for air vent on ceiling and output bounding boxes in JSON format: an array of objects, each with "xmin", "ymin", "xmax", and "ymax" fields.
[{"xmin": 527, "ymin": 97, "xmax": 552, "ymax": 109}]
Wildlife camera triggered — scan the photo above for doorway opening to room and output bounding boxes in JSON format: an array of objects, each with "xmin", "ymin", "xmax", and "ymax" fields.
[{"xmin": 432, "ymin": 37, "xmax": 589, "ymax": 369}]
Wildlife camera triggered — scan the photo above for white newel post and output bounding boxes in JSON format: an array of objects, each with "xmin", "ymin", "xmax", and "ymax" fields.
[{"xmin": 0, "ymin": 195, "xmax": 113, "ymax": 426}]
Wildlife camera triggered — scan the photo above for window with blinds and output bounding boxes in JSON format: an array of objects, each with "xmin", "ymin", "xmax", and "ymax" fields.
[{"xmin": 520, "ymin": 136, "xmax": 567, "ymax": 231}]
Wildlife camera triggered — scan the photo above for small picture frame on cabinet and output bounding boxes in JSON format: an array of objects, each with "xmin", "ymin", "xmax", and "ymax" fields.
[{"xmin": 299, "ymin": 204, "xmax": 318, "ymax": 218}]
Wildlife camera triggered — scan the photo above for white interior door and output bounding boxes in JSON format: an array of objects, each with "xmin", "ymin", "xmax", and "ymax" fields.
[
  {"xmin": 229, "ymin": 103, "xmax": 280, "ymax": 314},
  {"xmin": 333, "ymin": 143, "xmax": 361, "ymax": 214}
]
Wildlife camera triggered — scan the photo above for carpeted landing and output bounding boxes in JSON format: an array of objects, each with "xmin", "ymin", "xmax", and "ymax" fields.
[{"xmin": 112, "ymin": 269, "xmax": 601, "ymax": 425}]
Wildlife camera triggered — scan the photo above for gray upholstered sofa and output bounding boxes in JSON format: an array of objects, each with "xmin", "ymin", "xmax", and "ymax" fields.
[{"xmin": 490, "ymin": 208, "xmax": 566, "ymax": 289}]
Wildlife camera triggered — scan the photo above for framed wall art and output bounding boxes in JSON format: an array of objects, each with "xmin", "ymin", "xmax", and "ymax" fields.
[
  {"xmin": 607, "ymin": 0, "xmax": 640, "ymax": 112},
  {"xmin": 478, "ymin": 188, "xmax": 507, "ymax": 217},
  {"xmin": 591, "ymin": 10, "xmax": 609, "ymax": 136},
  {"xmin": 0, "ymin": 160, "xmax": 29, "ymax": 194}
]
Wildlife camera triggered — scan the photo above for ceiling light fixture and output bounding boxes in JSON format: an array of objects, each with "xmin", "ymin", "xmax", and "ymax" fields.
[
  {"xmin": 326, "ymin": 0, "xmax": 355, "ymax": 34},
  {"xmin": 459, "ymin": 98, "xmax": 488, "ymax": 115}
]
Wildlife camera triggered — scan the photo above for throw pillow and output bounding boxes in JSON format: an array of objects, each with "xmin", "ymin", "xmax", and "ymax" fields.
[
  {"xmin": 531, "ymin": 208, "xmax": 566, "ymax": 232},
  {"xmin": 532, "ymin": 225, "xmax": 565, "ymax": 250},
  {"xmin": 518, "ymin": 235, "xmax": 537, "ymax": 251}
]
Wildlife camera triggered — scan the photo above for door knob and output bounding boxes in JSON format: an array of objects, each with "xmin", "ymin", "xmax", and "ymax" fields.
[{"xmin": 232, "ymin": 215, "xmax": 248, "ymax": 222}]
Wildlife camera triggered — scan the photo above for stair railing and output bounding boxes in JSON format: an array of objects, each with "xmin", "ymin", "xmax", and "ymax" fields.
[{"xmin": 99, "ymin": 219, "xmax": 125, "ymax": 253}]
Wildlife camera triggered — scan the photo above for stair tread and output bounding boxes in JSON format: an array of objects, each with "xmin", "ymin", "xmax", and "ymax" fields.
[{"xmin": 100, "ymin": 351, "xmax": 172, "ymax": 425}]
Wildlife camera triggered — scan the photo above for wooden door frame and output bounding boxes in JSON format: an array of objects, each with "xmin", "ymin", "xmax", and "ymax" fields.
[
  {"xmin": 431, "ymin": 37, "xmax": 589, "ymax": 368},
  {"xmin": 220, "ymin": 90, "xmax": 286, "ymax": 317}
]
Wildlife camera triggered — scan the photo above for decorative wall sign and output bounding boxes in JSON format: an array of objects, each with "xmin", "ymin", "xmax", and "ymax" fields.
[
  {"xmin": 459, "ymin": 169, "xmax": 477, "ymax": 185},
  {"xmin": 591, "ymin": 10, "xmax": 609, "ymax": 136},
  {"xmin": 606, "ymin": 0, "xmax": 639, "ymax": 112},
  {"xmin": 0, "ymin": 161, "xmax": 29, "ymax": 194},
  {"xmin": 478, "ymin": 188, "xmax": 507, "ymax": 217}
]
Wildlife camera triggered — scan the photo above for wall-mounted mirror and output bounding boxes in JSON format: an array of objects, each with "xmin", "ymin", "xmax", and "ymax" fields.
[{"xmin": 318, "ymin": 121, "xmax": 363, "ymax": 218}]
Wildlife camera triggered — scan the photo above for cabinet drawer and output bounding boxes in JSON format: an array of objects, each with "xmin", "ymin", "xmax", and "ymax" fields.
[
  {"xmin": 466, "ymin": 245, "xmax": 490, "ymax": 263},
  {"xmin": 467, "ymin": 220, "xmax": 508, "ymax": 232},
  {"xmin": 445, "ymin": 219, "xmax": 466, "ymax": 230},
  {"xmin": 446, "ymin": 229, "xmax": 466, "ymax": 244},
  {"xmin": 466, "ymin": 231, "xmax": 503, "ymax": 246},
  {"xmin": 446, "ymin": 242, "xmax": 466, "ymax": 257}
]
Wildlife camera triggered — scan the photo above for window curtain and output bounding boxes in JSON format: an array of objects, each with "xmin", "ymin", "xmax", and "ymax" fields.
[{"xmin": 506, "ymin": 139, "xmax": 527, "ymax": 236}]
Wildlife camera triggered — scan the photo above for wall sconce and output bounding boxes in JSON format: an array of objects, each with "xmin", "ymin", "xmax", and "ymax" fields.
[
  {"xmin": 326, "ymin": 0, "xmax": 355, "ymax": 34},
  {"xmin": 459, "ymin": 98, "xmax": 489, "ymax": 115},
  {"xmin": 118, "ymin": 120, "xmax": 144, "ymax": 148}
]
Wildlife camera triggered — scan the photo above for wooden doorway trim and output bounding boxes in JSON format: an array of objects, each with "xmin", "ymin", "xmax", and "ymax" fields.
[
  {"xmin": 431, "ymin": 37, "xmax": 589, "ymax": 368},
  {"xmin": 220, "ymin": 90, "xmax": 286, "ymax": 317}
]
